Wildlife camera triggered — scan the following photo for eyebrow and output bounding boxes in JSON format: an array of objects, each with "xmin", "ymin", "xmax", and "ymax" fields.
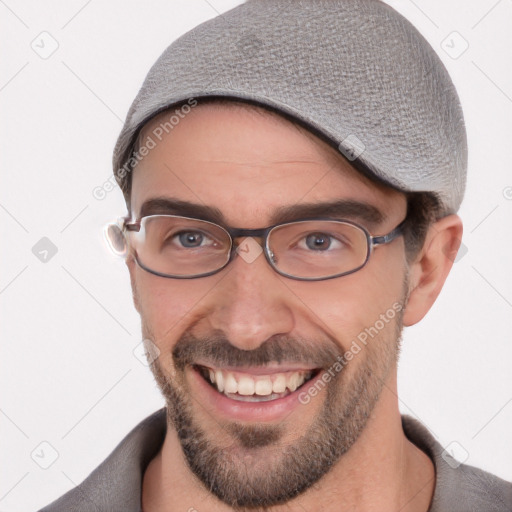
[{"xmin": 137, "ymin": 197, "xmax": 386, "ymax": 228}]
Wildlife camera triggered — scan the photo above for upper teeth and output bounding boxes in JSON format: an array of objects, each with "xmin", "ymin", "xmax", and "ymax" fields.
[{"xmin": 206, "ymin": 368, "xmax": 312, "ymax": 396}]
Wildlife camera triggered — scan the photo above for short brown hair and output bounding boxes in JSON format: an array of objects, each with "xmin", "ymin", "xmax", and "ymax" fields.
[{"xmin": 402, "ymin": 191, "xmax": 443, "ymax": 261}]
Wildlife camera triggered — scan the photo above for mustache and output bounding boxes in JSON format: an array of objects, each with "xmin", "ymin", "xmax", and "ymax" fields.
[{"xmin": 172, "ymin": 330, "xmax": 344, "ymax": 371}]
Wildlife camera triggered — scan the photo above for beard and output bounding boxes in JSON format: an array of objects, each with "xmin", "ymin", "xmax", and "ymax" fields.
[{"xmin": 142, "ymin": 299, "xmax": 405, "ymax": 510}]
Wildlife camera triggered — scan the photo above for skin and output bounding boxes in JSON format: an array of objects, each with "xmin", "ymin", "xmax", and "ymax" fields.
[{"xmin": 124, "ymin": 103, "xmax": 463, "ymax": 511}]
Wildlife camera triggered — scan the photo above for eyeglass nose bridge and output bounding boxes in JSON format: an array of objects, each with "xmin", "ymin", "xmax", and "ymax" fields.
[{"xmin": 225, "ymin": 226, "xmax": 279, "ymax": 267}]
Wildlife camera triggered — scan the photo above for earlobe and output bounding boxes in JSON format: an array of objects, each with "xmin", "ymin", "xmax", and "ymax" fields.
[{"xmin": 402, "ymin": 214, "xmax": 463, "ymax": 327}]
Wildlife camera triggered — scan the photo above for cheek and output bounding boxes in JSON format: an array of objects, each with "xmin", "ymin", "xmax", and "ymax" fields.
[
  {"xmin": 286, "ymin": 256, "xmax": 406, "ymax": 348},
  {"xmin": 135, "ymin": 270, "xmax": 223, "ymax": 341}
]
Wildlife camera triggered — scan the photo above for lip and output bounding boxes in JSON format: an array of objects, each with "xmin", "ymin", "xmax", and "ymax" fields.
[{"xmin": 188, "ymin": 364, "xmax": 322, "ymax": 423}]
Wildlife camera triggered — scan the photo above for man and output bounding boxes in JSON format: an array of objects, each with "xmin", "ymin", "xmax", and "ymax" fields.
[{"xmin": 39, "ymin": 0, "xmax": 511, "ymax": 511}]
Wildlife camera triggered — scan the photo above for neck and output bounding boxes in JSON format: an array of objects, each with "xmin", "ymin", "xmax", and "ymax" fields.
[{"xmin": 142, "ymin": 374, "xmax": 435, "ymax": 512}]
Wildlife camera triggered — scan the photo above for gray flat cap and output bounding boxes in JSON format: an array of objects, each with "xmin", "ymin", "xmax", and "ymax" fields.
[{"xmin": 113, "ymin": 0, "xmax": 467, "ymax": 215}]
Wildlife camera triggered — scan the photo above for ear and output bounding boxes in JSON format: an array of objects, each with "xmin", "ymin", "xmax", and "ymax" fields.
[
  {"xmin": 125, "ymin": 254, "xmax": 141, "ymax": 313},
  {"xmin": 402, "ymin": 214, "xmax": 463, "ymax": 326}
]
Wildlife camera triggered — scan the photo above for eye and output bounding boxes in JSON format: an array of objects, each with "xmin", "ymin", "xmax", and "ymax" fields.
[
  {"xmin": 298, "ymin": 232, "xmax": 346, "ymax": 251},
  {"xmin": 170, "ymin": 230, "xmax": 217, "ymax": 248}
]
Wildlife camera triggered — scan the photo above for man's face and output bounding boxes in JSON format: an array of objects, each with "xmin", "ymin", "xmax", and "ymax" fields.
[{"xmin": 128, "ymin": 103, "xmax": 409, "ymax": 507}]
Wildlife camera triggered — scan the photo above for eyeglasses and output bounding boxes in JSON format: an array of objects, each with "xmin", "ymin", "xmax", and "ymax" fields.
[{"xmin": 105, "ymin": 215, "xmax": 406, "ymax": 281}]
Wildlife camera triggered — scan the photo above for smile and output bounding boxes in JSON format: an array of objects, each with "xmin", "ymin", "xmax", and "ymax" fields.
[{"xmin": 195, "ymin": 365, "xmax": 318, "ymax": 402}]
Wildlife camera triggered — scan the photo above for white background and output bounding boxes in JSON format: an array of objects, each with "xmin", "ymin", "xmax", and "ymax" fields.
[{"xmin": 1, "ymin": 1, "xmax": 511, "ymax": 510}]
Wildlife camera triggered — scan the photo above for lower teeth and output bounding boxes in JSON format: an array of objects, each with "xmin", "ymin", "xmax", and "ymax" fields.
[{"xmin": 223, "ymin": 391, "xmax": 289, "ymax": 402}]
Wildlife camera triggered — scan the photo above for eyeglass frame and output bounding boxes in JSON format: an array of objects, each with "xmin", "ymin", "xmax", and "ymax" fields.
[{"xmin": 111, "ymin": 213, "xmax": 407, "ymax": 282}]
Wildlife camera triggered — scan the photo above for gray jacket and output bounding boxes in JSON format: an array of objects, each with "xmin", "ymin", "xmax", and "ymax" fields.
[{"xmin": 38, "ymin": 408, "xmax": 512, "ymax": 511}]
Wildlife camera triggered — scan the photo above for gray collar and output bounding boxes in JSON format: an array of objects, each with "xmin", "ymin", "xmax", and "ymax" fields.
[{"xmin": 401, "ymin": 414, "xmax": 511, "ymax": 511}]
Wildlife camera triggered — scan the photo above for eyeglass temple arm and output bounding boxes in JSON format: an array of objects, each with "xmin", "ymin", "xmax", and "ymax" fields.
[
  {"xmin": 371, "ymin": 219, "xmax": 406, "ymax": 247},
  {"xmin": 121, "ymin": 217, "xmax": 141, "ymax": 232}
]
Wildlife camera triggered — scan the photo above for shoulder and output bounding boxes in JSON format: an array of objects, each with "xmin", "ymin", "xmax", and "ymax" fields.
[
  {"xmin": 36, "ymin": 408, "xmax": 167, "ymax": 512},
  {"xmin": 402, "ymin": 415, "xmax": 512, "ymax": 512}
]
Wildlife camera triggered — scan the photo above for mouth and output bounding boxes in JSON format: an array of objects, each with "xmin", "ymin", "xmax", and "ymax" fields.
[{"xmin": 194, "ymin": 364, "xmax": 319, "ymax": 403}]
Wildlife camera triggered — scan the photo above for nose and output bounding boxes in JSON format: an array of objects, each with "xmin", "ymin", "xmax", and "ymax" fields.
[{"xmin": 205, "ymin": 243, "xmax": 295, "ymax": 351}]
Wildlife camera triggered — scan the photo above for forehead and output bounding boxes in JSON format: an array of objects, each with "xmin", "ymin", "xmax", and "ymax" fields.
[{"xmin": 130, "ymin": 103, "xmax": 406, "ymax": 227}]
